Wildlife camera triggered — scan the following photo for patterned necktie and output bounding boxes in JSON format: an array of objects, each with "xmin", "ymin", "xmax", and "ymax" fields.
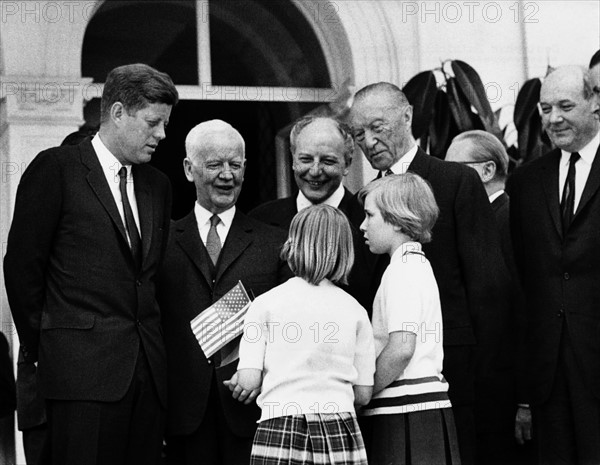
[
  {"xmin": 560, "ymin": 152, "xmax": 580, "ymax": 233},
  {"xmin": 385, "ymin": 169, "xmax": 394, "ymax": 176},
  {"xmin": 118, "ymin": 167, "xmax": 142, "ymax": 269},
  {"xmin": 206, "ymin": 215, "xmax": 222, "ymax": 265}
]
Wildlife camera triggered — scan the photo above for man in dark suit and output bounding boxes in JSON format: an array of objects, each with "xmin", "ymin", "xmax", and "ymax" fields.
[
  {"xmin": 509, "ymin": 65, "xmax": 600, "ymax": 464},
  {"xmin": 447, "ymin": 130, "xmax": 532, "ymax": 464},
  {"xmin": 3, "ymin": 63, "xmax": 178, "ymax": 465},
  {"xmin": 250, "ymin": 115, "xmax": 371, "ymax": 310},
  {"xmin": 159, "ymin": 120, "xmax": 290, "ymax": 465},
  {"xmin": 348, "ymin": 82, "xmax": 511, "ymax": 465}
]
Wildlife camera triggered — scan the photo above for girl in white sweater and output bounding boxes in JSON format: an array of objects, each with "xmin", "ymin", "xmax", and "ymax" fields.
[{"xmin": 227, "ymin": 204, "xmax": 375, "ymax": 465}]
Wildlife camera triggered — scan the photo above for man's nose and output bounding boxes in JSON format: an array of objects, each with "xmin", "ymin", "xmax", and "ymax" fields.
[
  {"xmin": 308, "ymin": 161, "xmax": 322, "ymax": 176},
  {"xmin": 155, "ymin": 122, "xmax": 167, "ymax": 140}
]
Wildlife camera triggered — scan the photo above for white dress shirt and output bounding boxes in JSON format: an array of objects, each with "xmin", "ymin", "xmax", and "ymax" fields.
[
  {"xmin": 386, "ymin": 144, "xmax": 418, "ymax": 175},
  {"xmin": 194, "ymin": 202, "xmax": 236, "ymax": 247},
  {"xmin": 296, "ymin": 182, "xmax": 346, "ymax": 212},
  {"xmin": 92, "ymin": 134, "xmax": 140, "ymax": 244},
  {"xmin": 558, "ymin": 131, "xmax": 599, "ymax": 213}
]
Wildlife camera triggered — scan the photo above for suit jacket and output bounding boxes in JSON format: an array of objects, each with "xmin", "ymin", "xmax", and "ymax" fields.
[
  {"xmin": 509, "ymin": 146, "xmax": 600, "ymax": 403},
  {"xmin": 3, "ymin": 139, "xmax": 172, "ymax": 406},
  {"xmin": 348, "ymin": 149, "xmax": 510, "ymax": 352},
  {"xmin": 249, "ymin": 188, "xmax": 374, "ymax": 311},
  {"xmin": 158, "ymin": 209, "xmax": 290, "ymax": 437}
]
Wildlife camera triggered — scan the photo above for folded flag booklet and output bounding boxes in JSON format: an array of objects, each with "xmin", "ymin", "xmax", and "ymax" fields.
[{"xmin": 190, "ymin": 281, "xmax": 252, "ymax": 359}]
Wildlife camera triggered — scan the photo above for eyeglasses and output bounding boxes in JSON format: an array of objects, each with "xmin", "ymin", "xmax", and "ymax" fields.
[{"xmin": 451, "ymin": 160, "xmax": 490, "ymax": 165}]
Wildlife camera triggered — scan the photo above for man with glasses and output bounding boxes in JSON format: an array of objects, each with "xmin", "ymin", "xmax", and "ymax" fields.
[
  {"xmin": 348, "ymin": 82, "xmax": 511, "ymax": 465},
  {"xmin": 447, "ymin": 130, "xmax": 530, "ymax": 465}
]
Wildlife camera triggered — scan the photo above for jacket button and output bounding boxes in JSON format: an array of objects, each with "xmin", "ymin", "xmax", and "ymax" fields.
[
  {"xmin": 557, "ymin": 309, "xmax": 564, "ymax": 317},
  {"xmin": 563, "ymin": 273, "xmax": 570, "ymax": 280},
  {"xmin": 136, "ymin": 320, "xmax": 141, "ymax": 326},
  {"xmin": 136, "ymin": 280, "xmax": 142, "ymax": 287}
]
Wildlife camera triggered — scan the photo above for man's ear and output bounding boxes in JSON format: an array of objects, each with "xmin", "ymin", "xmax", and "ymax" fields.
[
  {"xmin": 481, "ymin": 161, "xmax": 496, "ymax": 182},
  {"xmin": 110, "ymin": 102, "xmax": 126, "ymax": 125},
  {"xmin": 403, "ymin": 105, "xmax": 413, "ymax": 126},
  {"xmin": 183, "ymin": 158, "xmax": 194, "ymax": 182}
]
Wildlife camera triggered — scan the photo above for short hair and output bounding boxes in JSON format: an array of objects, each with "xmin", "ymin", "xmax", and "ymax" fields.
[
  {"xmin": 289, "ymin": 116, "xmax": 354, "ymax": 165},
  {"xmin": 100, "ymin": 63, "xmax": 179, "ymax": 123},
  {"xmin": 590, "ymin": 50, "xmax": 600, "ymax": 69},
  {"xmin": 281, "ymin": 204, "xmax": 354, "ymax": 286},
  {"xmin": 452, "ymin": 130, "xmax": 509, "ymax": 178},
  {"xmin": 358, "ymin": 173, "xmax": 439, "ymax": 244},
  {"xmin": 185, "ymin": 119, "xmax": 245, "ymax": 162},
  {"xmin": 353, "ymin": 82, "xmax": 410, "ymax": 108},
  {"xmin": 545, "ymin": 66, "xmax": 595, "ymax": 101}
]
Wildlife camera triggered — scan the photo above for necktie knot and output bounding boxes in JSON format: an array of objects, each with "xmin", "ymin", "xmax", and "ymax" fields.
[
  {"xmin": 210, "ymin": 214, "xmax": 221, "ymax": 227},
  {"xmin": 385, "ymin": 169, "xmax": 394, "ymax": 176},
  {"xmin": 570, "ymin": 152, "xmax": 581, "ymax": 165},
  {"xmin": 118, "ymin": 166, "xmax": 127, "ymax": 180}
]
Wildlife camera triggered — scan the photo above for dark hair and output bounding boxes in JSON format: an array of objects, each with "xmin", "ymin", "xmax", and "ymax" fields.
[
  {"xmin": 100, "ymin": 63, "xmax": 178, "ymax": 123},
  {"xmin": 589, "ymin": 50, "xmax": 600, "ymax": 69}
]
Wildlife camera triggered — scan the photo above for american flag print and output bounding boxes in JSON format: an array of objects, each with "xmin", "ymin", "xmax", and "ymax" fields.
[{"xmin": 190, "ymin": 281, "xmax": 251, "ymax": 359}]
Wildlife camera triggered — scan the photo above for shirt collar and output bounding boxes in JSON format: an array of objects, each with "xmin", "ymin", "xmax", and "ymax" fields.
[
  {"xmin": 386, "ymin": 144, "xmax": 418, "ymax": 175},
  {"xmin": 390, "ymin": 241, "xmax": 423, "ymax": 263},
  {"xmin": 560, "ymin": 131, "xmax": 600, "ymax": 166},
  {"xmin": 194, "ymin": 202, "xmax": 236, "ymax": 229},
  {"xmin": 488, "ymin": 189, "xmax": 505, "ymax": 203},
  {"xmin": 296, "ymin": 182, "xmax": 346, "ymax": 211},
  {"xmin": 92, "ymin": 134, "xmax": 130, "ymax": 180}
]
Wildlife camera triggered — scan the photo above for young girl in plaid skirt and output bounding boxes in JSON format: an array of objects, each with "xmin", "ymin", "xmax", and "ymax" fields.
[
  {"xmin": 227, "ymin": 204, "xmax": 376, "ymax": 465},
  {"xmin": 358, "ymin": 173, "xmax": 461, "ymax": 465}
]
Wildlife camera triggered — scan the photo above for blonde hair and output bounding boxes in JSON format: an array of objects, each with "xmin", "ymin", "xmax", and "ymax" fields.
[
  {"xmin": 281, "ymin": 205, "xmax": 354, "ymax": 285},
  {"xmin": 359, "ymin": 173, "xmax": 439, "ymax": 243}
]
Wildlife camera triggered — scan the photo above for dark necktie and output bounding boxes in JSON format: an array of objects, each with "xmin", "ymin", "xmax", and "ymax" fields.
[
  {"xmin": 206, "ymin": 215, "xmax": 222, "ymax": 265},
  {"xmin": 560, "ymin": 152, "xmax": 580, "ymax": 233},
  {"xmin": 118, "ymin": 167, "xmax": 142, "ymax": 269},
  {"xmin": 385, "ymin": 169, "xmax": 394, "ymax": 176}
]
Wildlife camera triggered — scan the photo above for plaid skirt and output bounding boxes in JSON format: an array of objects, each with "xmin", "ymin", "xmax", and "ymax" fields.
[{"xmin": 250, "ymin": 412, "xmax": 368, "ymax": 465}]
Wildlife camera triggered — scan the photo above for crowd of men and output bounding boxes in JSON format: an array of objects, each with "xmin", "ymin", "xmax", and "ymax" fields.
[{"xmin": 2, "ymin": 50, "xmax": 600, "ymax": 465}]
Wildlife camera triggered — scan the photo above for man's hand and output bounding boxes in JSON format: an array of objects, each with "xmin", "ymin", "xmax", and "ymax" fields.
[
  {"xmin": 223, "ymin": 372, "xmax": 260, "ymax": 405},
  {"xmin": 515, "ymin": 406, "xmax": 532, "ymax": 445}
]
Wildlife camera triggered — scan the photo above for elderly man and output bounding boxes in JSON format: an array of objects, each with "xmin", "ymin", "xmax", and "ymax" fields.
[
  {"xmin": 4, "ymin": 63, "xmax": 178, "ymax": 465},
  {"xmin": 159, "ymin": 120, "xmax": 290, "ymax": 465},
  {"xmin": 447, "ymin": 130, "xmax": 530, "ymax": 464},
  {"xmin": 509, "ymin": 66, "xmax": 600, "ymax": 464},
  {"xmin": 590, "ymin": 50, "xmax": 600, "ymax": 115},
  {"xmin": 250, "ymin": 115, "xmax": 371, "ymax": 310},
  {"xmin": 349, "ymin": 82, "xmax": 510, "ymax": 465}
]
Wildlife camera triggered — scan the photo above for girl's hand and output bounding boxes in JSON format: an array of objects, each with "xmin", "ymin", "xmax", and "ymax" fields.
[{"xmin": 223, "ymin": 370, "xmax": 262, "ymax": 405}]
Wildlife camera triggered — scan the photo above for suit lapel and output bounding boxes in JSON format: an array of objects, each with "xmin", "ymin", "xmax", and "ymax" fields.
[
  {"xmin": 540, "ymin": 149, "xmax": 563, "ymax": 238},
  {"xmin": 574, "ymin": 144, "xmax": 600, "ymax": 219},
  {"xmin": 491, "ymin": 192, "xmax": 509, "ymax": 213},
  {"xmin": 175, "ymin": 211, "xmax": 213, "ymax": 287},
  {"xmin": 407, "ymin": 149, "xmax": 432, "ymax": 179},
  {"xmin": 215, "ymin": 211, "xmax": 253, "ymax": 283},
  {"xmin": 132, "ymin": 165, "xmax": 153, "ymax": 265},
  {"xmin": 80, "ymin": 140, "xmax": 129, "ymax": 246}
]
